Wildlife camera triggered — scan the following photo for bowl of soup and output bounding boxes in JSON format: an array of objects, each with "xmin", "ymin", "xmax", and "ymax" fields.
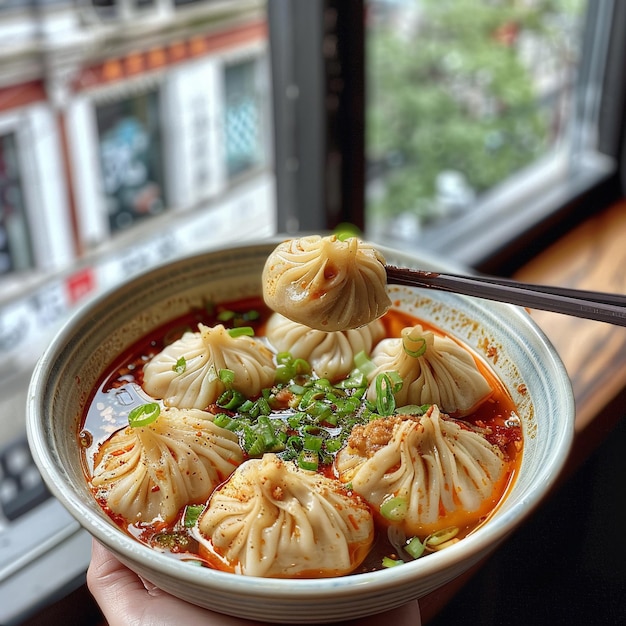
[{"xmin": 26, "ymin": 238, "xmax": 574, "ymax": 623}]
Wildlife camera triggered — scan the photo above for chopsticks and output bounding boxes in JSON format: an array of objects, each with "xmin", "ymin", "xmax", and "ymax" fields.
[{"xmin": 385, "ymin": 265, "xmax": 626, "ymax": 327}]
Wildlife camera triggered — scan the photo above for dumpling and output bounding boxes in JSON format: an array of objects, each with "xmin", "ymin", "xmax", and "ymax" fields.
[
  {"xmin": 334, "ymin": 405, "xmax": 507, "ymax": 536},
  {"xmin": 90, "ymin": 406, "xmax": 243, "ymax": 523},
  {"xmin": 142, "ymin": 323, "xmax": 275, "ymax": 409},
  {"xmin": 265, "ymin": 312, "xmax": 385, "ymax": 382},
  {"xmin": 262, "ymin": 235, "xmax": 391, "ymax": 331},
  {"xmin": 367, "ymin": 324, "xmax": 493, "ymax": 416},
  {"xmin": 195, "ymin": 453, "xmax": 374, "ymax": 578}
]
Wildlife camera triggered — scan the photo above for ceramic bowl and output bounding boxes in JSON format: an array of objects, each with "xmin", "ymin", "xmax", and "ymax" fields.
[{"xmin": 27, "ymin": 240, "xmax": 574, "ymax": 623}]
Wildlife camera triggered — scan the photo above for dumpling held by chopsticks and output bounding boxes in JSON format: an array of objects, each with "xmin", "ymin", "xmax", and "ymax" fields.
[{"xmin": 262, "ymin": 235, "xmax": 391, "ymax": 331}]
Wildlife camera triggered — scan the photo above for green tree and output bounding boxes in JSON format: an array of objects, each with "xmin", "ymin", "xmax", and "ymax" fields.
[{"xmin": 366, "ymin": 0, "xmax": 585, "ymax": 222}]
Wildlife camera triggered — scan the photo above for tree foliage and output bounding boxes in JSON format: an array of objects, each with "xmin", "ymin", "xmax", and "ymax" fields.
[{"xmin": 366, "ymin": 0, "xmax": 585, "ymax": 220}]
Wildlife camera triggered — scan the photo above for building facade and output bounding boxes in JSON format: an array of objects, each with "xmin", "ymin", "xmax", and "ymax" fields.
[{"xmin": 0, "ymin": 0, "xmax": 274, "ymax": 392}]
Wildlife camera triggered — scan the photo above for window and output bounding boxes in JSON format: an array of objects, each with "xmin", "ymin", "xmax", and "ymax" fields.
[
  {"xmin": 95, "ymin": 90, "xmax": 167, "ymax": 234},
  {"xmin": 223, "ymin": 59, "xmax": 265, "ymax": 179},
  {"xmin": 0, "ymin": 132, "xmax": 32, "ymax": 276},
  {"xmin": 88, "ymin": 0, "xmax": 157, "ymax": 20},
  {"xmin": 364, "ymin": 0, "xmax": 595, "ymax": 263},
  {"xmin": 270, "ymin": 1, "xmax": 624, "ymax": 272},
  {"xmin": 366, "ymin": 2, "xmax": 583, "ymax": 222}
]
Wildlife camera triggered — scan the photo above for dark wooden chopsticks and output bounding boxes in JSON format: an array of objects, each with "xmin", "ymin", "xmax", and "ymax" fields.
[{"xmin": 385, "ymin": 265, "xmax": 626, "ymax": 327}]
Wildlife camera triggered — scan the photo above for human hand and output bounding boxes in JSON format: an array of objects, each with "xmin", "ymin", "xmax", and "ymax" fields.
[{"xmin": 87, "ymin": 540, "xmax": 421, "ymax": 626}]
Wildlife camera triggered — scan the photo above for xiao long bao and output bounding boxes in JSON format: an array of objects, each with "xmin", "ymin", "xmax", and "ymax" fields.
[
  {"xmin": 265, "ymin": 312, "xmax": 385, "ymax": 382},
  {"xmin": 262, "ymin": 234, "xmax": 392, "ymax": 331},
  {"xmin": 79, "ymin": 234, "xmax": 523, "ymax": 579},
  {"xmin": 195, "ymin": 454, "xmax": 374, "ymax": 578},
  {"xmin": 90, "ymin": 406, "xmax": 243, "ymax": 524},
  {"xmin": 143, "ymin": 323, "xmax": 276, "ymax": 409}
]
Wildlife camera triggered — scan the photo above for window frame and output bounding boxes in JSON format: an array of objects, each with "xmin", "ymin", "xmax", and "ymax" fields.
[{"xmin": 269, "ymin": 0, "xmax": 626, "ymax": 274}]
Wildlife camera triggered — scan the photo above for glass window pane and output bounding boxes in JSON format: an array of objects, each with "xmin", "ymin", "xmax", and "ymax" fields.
[
  {"xmin": 95, "ymin": 90, "xmax": 167, "ymax": 234},
  {"xmin": 0, "ymin": 133, "xmax": 33, "ymax": 276},
  {"xmin": 224, "ymin": 59, "xmax": 265, "ymax": 178},
  {"xmin": 365, "ymin": 0, "xmax": 588, "ymax": 246}
]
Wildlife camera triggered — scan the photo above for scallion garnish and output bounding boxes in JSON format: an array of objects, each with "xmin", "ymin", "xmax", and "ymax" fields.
[
  {"xmin": 396, "ymin": 404, "xmax": 429, "ymax": 416},
  {"xmin": 354, "ymin": 351, "xmax": 376, "ymax": 377},
  {"xmin": 214, "ymin": 413, "xmax": 239, "ymax": 430},
  {"xmin": 402, "ymin": 331, "xmax": 428, "ymax": 358},
  {"xmin": 375, "ymin": 373, "xmax": 396, "ymax": 416},
  {"xmin": 217, "ymin": 310, "xmax": 236, "ymax": 321},
  {"xmin": 382, "ymin": 556, "xmax": 404, "ymax": 568},
  {"xmin": 243, "ymin": 309, "xmax": 260, "ymax": 321},
  {"xmin": 217, "ymin": 388, "xmax": 246, "ymax": 410},
  {"xmin": 424, "ymin": 526, "xmax": 459, "ymax": 547},
  {"xmin": 227, "ymin": 326, "xmax": 255, "ymax": 338},
  {"xmin": 173, "ymin": 356, "xmax": 187, "ymax": 375},
  {"xmin": 128, "ymin": 402, "xmax": 161, "ymax": 428},
  {"xmin": 333, "ymin": 223, "xmax": 361, "ymax": 241},
  {"xmin": 380, "ymin": 496, "xmax": 408, "ymax": 521},
  {"xmin": 183, "ymin": 504, "xmax": 205, "ymax": 528},
  {"xmin": 303, "ymin": 434, "xmax": 323, "ymax": 452},
  {"xmin": 298, "ymin": 449, "xmax": 319, "ymax": 471},
  {"xmin": 219, "ymin": 368, "xmax": 235, "ymax": 386},
  {"xmin": 274, "ymin": 353, "xmax": 312, "ymax": 384},
  {"xmin": 405, "ymin": 536, "xmax": 425, "ymax": 559}
]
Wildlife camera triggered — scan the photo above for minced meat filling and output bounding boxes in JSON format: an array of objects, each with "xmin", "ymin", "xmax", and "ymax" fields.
[{"xmin": 346, "ymin": 414, "xmax": 422, "ymax": 457}]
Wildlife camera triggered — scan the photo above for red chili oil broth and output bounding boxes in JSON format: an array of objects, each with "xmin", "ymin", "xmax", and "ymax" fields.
[{"xmin": 79, "ymin": 297, "xmax": 523, "ymax": 575}]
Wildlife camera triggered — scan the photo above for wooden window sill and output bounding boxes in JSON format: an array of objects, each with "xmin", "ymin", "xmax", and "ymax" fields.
[{"xmin": 512, "ymin": 199, "xmax": 626, "ymax": 476}]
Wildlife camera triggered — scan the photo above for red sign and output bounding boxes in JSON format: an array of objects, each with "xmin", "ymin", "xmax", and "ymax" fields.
[{"xmin": 66, "ymin": 267, "xmax": 96, "ymax": 304}]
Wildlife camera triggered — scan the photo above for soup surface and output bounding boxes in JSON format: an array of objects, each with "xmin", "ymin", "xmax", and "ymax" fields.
[{"xmin": 80, "ymin": 297, "xmax": 522, "ymax": 576}]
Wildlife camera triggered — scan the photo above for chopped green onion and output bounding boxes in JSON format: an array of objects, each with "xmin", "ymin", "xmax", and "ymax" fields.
[
  {"xmin": 333, "ymin": 223, "xmax": 361, "ymax": 240},
  {"xmin": 396, "ymin": 404, "xmax": 429, "ymax": 416},
  {"xmin": 219, "ymin": 368, "xmax": 235, "ymax": 386},
  {"xmin": 380, "ymin": 496, "xmax": 408, "ymax": 521},
  {"xmin": 228, "ymin": 326, "xmax": 254, "ymax": 338},
  {"xmin": 387, "ymin": 370, "xmax": 404, "ymax": 393},
  {"xmin": 382, "ymin": 556, "xmax": 404, "ymax": 568},
  {"xmin": 326, "ymin": 439, "xmax": 343, "ymax": 453},
  {"xmin": 354, "ymin": 351, "xmax": 376, "ymax": 377},
  {"xmin": 243, "ymin": 310, "xmax": 260, "ymax": 321},
  {"xmin": 217, "ymin": 310, "xmax": 236, "ymax": 321},
  {"xmin": 375, "ymin": 373, "xmax": 397, "ymax": 416},
  {"xmin": 128, "ymin": 402, "xmax": 161, "ymax": 428},
  {"xmin": 287, "ymin": 412, "xmax": 305, "ymax": 429},
  {"xmin": 403, "ymin": 332, "xmax": 428, "ymax": 358},
  {"xmin": 246, "ymin": 435, "xmax": 266, "ymax": 456},
  {"xmin": 336, "ymin": 368, "xmax": 367, "ymax": 389},
  {"xmin": 239, "ymin": 399, "xmax": 255, "ymax": 412},
  {"xmin": 425, "ymin": 526, "xmax": 459, "ymax": 547},
  {"xmin": 184, "ymin": 504, "xmax": 205, "ymax": 528},
  {"xmin": 213, "ymin": 413, "xmax": 239, "ymax": 430},
  {"xmin": 405, "ymin": 537, "xmax": 425, "ymax": 559},
  {"xmin": 276, "ymin": 352, "xmax": 292, "ymax": 365},
  {"xmin": 274, "ymin": 363, "xmax": 294, "ymax": 384},
  {"xmin": 255, "ymin": 396, "xmax": 272, "ymax": 416},
  {"xmin": 274, "ymin": 354, "xmax": 312, "ymax": 384},
  {"xmin": 286, "ymin": 435, "xmax": 304, "ymax": 453},
  {"xmin": 257, "ymin": 416, "xmax": 279, "ymax": 448},
  {"xmin": 216, "ymin": 389, "xmax": 246, "ymax": 410},
  {"xmin": 173, "ymin": 356, "xmax": 187, "ymax": 375},
  {"xmin": 292, "ymin": 358, "xmax": 312, "ymax": 376},
  {"xmin": 303, "ymin": 434, "xmax": 323, "ymax": 452},
  {"xmin": 298, "ymin": 449, "xmax": 319, "ymax": 471}
]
